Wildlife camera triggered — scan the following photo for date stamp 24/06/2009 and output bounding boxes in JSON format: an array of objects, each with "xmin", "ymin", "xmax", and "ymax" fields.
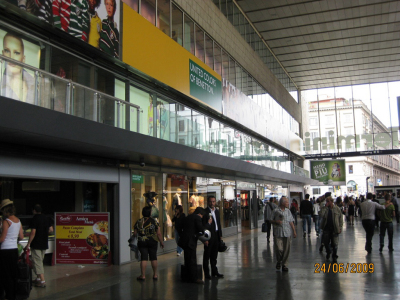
[{"xmin": 314, "ymin": 263, "xmax": 374, "ymax": 274}]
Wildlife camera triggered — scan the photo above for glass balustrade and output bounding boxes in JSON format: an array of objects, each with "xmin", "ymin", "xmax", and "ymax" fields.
[{"xmin": 0, "ymin": 55, "xmax": 294, "ymax": 174}]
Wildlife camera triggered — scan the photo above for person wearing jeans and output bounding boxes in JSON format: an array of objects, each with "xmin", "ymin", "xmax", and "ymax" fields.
[
  {"xmin": 172, "ymin": 205, "xmax": 185, "ymax": 256},
  {"xmin": 379, "ymin": 194, "xmax": 395, "ymax": 252},
  {"xmin": 300, "ymin": 194, "xmax": 313, "ymax": 237},
  {"xmin": 313, "ymin": 200, "xmax": 321, "ymax": 237},
  {"xmin": 360, "ymin": 193, "xmax": 385, "ymax": 253}
]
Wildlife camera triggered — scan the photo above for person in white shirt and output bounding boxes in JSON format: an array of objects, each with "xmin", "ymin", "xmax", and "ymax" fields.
[
  {"xmin": 0, "ymin": 199, "xmax": 24, "ymax": 300},
  {"xmin": 360, "ymin": 193, "xmax": 385, "ymax": 253}
]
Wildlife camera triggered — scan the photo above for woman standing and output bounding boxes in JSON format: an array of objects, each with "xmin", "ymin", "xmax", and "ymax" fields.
[
  {"xmin": 0, "ymin": 199, "xmax": 24, "ymax": 299},
  {"xmin": 348, "ymin": 198, "xmax": 355, "ymax": 225},
  {"xmin": 134, "ymin": 206, "xmax": 164, "ymax": 281},
  {"xmin": 172, "ymin": 205, "xmax": 185, "ymax": 256}
]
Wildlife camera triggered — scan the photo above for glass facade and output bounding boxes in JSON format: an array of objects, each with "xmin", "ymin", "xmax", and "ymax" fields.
[
  {"xmin": 147, "ymin": 1, "xmax": 300, "ymax": 136},
  {"xmin": 211, "ymin": 0, "xmax": 298, "ymax": 102},
  {"xmin": 302, "ymin": 83, "xmax": 400, "ymax": 156}
]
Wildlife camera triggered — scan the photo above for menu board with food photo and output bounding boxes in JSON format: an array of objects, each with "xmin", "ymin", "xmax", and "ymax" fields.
[{"xmin": 55, "ymin": 213, "xmax": 110, "ymax": 264}]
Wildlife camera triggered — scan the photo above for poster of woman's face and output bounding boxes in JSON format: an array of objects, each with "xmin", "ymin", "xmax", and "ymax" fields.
[{"xmin": 0, "ymin": 29, "xmax": 41, "ymax": 104}]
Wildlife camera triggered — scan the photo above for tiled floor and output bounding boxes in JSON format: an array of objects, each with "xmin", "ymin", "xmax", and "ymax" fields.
[{"xmin": 30, "ymin": 218, "xmax": 400, "ymax": 299}]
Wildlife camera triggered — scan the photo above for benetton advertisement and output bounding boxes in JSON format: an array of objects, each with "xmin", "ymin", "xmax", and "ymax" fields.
[
  {"xmin": 6, "ymin": 0, "xmax": 121, "ymax": 58},
  {"xmin": 189, "ymin": 59, "xmax": 222, "ymax": 111},
  {"xmin": 310, "ymin": 160, "xmax": 346, "ymax": 185},
  {"xmin": 55, "ymin": 213, "xmax": 109, "ymax": 264}
]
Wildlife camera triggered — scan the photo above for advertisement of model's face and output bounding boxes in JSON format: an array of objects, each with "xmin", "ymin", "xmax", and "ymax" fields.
[
  {"xmin": 10, "ymin": 0, "xmax": 120, "ymax": 58},
  {"xmin": 0, "ymin": 29, "xmax": 41, "ymax": 104}
]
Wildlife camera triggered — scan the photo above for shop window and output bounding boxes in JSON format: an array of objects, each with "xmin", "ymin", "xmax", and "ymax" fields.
[
  {"xmin": 164, "ymin": 174, "xmax": 189, "ymax": 241},
  {"xmin": 221, "ymin": 50, "xmax": 229, "ymax": 82},
  {"xmin": 157, "ymin": 0, "xmax": 170, "ymax": 35},
  {"xmin": 171, "ymin": 4, "xmax": 183, "ymax": 46},
  {"xmin": 131, "ymin": 172, "xmax": 163, "ymax": 251}
]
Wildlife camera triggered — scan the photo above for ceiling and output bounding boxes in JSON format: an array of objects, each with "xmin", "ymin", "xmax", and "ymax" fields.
[{"xmin": 236, "ymin": 0, "xmax": 400, "ymax": 90}]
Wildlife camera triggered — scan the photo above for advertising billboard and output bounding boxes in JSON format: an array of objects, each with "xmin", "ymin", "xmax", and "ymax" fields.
[
  {"xmin": 0, "ymin": 29, "xmax": 41, "ymax": 104},
  {"xmin": 55, "ymin": 212, "xmax": 110, "ymax": 264},
  {"xmin": 6, "ymin": 0, "xmax": 121, "ymax": 58},
  {"xmin": 310, "ymin": 159, "xmax": 346, "ymax": 186},
  {"xmin": 122, "ymin": 6, "xmax": 223, "ymax": 112}
]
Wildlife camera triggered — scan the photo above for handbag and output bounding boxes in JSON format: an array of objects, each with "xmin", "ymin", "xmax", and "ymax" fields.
[
  {"xmin": 218, "ymin": 239, "xmax": 228, "ymax": 252},
  {"xmin": 128, "ymin": 234, "xmax": 141, "ymax": 261},
  {"xmin": 261, "ymin": 222, "xmax": 268, "ymax": 232}
]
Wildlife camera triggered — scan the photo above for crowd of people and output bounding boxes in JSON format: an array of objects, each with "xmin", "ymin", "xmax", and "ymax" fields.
[{"xmin": 262, "ymin": 191, "xmax": 399, "ymax": 271}]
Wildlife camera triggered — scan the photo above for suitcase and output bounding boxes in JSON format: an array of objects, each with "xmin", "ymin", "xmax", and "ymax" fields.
[
  {"xmin": 181, "ymin": 264, "xmax": 203, "ymax": 281},
  {"xmin": 16, "ymin": 249, "xmax": 32, "ymax": 300}
]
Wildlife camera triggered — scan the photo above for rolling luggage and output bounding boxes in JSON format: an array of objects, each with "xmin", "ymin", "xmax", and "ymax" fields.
[
  {"xmin": 16, "ymin": 249, "xmax": 32, "ymax": 300},
  {"xmin": 181, "ymin": 264, "xmax": 203, "ymax": 281}
]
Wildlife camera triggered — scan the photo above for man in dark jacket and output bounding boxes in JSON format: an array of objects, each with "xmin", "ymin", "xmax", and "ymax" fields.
[
  {"xmin": 203, "ymin": 196, "xmax": 224, "ymax": 279},
  {"xmin": 300, "ymin": 194, "xmax": 313, "ymax": 237},
  {"xmin": 179, "ymin": 207, "xmax": 206, "ymax": 284}
]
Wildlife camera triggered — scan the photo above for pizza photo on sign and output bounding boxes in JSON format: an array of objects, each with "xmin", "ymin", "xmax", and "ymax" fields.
[{"xmin": 93, "ymin": 221, "xmax": 108, "ymax": 234}]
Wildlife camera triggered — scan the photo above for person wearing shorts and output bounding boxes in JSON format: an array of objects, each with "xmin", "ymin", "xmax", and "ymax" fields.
[{"xmin": 133, "ymin": 205, "xmax": 164, "ymax": 280}]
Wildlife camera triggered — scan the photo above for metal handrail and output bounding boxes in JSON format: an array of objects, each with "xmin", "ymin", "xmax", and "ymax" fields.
[{"xmin": 0, "ymin": 54, "xmax": 141, "ymax": 132}]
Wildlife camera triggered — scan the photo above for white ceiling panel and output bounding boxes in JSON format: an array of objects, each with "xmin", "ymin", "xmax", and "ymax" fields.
[{"xmin": 236, "ymin": 0, "xmax": 400, "ymax": 90}]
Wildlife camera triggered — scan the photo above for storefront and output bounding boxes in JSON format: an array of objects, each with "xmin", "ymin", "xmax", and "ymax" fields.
[{"xmin": 0, "ymin": 154, "xmax": 130, "ymax": 265}]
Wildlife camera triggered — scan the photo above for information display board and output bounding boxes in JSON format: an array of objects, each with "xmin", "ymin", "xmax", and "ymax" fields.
[{"xmin": 55, "ymin": 213, "xmax": 110, "ymax": 264}]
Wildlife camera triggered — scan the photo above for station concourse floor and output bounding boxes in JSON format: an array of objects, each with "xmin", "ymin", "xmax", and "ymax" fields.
[{"xmin": 31, "ymin": 218, "xmax": 400, "ymax": 300}]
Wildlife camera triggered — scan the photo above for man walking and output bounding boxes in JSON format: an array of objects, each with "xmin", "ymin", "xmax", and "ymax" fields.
[
  {"xmin": 380, "ymin": 194, "xmax": 395, "ymax": 252},
  {"xmin": 320, "ymin": 196, "xmax": 343, "ymax": 263},
  {"xmin": 203, "ymin": 196, "xmax": 224, "ymax": 279},
  {"xmin": 264, "ymin": 197, "xmax": 277, "ymax": 243},
  {"xmin": 271, "ymin": 197, "xmax": 297, "ymax": 272},
  {"xmin": 360, "ymin": 193, "xmax": 385, "ymax": 253},
  {"xmin": 25, "ymin": 204, "xmax": 53, "ymax": 288},
  {"xmin": 300, "ymin": 194, "xmax": 313, "ymax": 237}
]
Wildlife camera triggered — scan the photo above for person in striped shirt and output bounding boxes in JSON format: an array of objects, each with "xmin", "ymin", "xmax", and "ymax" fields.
[
  {"xmin": 99, "ymin": 0, "xmax": 119, "ymax": 58},
  {"xmin": 52, "ymin": 0, "xmax": 90, "ymax": 42}
]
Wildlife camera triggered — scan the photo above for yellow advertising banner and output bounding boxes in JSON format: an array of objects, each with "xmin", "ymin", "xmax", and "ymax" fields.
[
  {"xmin": 122, "ymin": 5, "xmax": 222, "ymax": 110},
  {"xmin": 56, "ymin": 225, "xmax": 94, "ymax": 239}
]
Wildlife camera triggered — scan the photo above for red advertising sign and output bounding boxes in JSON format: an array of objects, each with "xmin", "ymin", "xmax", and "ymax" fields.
[{"xmin": 55, "ymin": 213, "xmax": 110, "ymax": 264}]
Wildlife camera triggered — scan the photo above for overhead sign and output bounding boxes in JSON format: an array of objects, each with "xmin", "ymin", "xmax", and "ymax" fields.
[
  {"xmin": 189, "ymin": 59, "xmax": 222, "ymax": 111},
  {"xmin": 55, "ymin": 213, "xmax": 110, "ymax": 264},
  {"xmin": 310, "ymin": 159, "xmax": 346, "ymax": 186}
]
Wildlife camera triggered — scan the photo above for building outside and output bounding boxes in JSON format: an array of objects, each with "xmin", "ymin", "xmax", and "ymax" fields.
[{"xmin": 303, "ymin": 87, "xmax": 400, "ymax": 198}]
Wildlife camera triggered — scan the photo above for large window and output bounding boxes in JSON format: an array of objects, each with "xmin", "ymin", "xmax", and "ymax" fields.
[{"xmin": 302, "ymin": 82, "xmax": 400, "ymax": 155}]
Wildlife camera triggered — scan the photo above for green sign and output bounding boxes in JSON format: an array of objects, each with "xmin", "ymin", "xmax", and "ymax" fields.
[
  {"xmin": 189, "ymin": 59, "xmax": 222, "ymax": 112},
  {"xmin": 310, "ymin": 160, "xmax": 346, "ymax": 185},
  {"xmin": 132, "ymin": 175, "xmax": 143, "ymax": 184}
]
